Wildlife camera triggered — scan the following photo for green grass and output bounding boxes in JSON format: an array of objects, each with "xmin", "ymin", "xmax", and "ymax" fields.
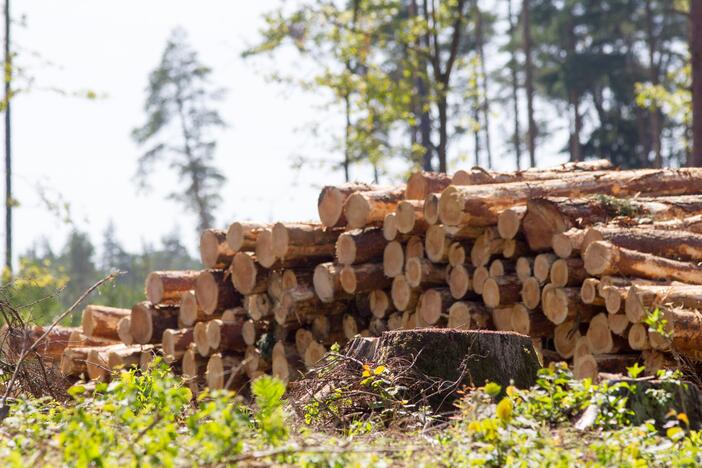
[{"xmin": 0, "ymin": 361, "xmax": 700, "ymax": 467}]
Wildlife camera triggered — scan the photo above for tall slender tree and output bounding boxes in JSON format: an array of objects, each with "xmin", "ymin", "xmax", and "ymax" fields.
[
  {"xmin": 4, "ymin": 0, "xmax": 11, "ymax": 273},
  {"xmin": 507, "ymin": 0, "xmax": 522, "ymax": 169},
  {"xmin": 692, "ymin": 0, "xmax": 702, "ymax": 166},
  {"xmin": 522, "ymin": 0, "xmax": 537, "ymax": 167},
  {"xmin": 132, "ymin": 28, "xmax": 226, "ymax": 232}
]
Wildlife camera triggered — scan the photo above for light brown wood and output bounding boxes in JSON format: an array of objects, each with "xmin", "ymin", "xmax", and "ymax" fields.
[
  {"xmin": 145, "ymin": 270, "xmax": 199, "ymax": 305},
  {"xmin": 586, "ymin": 313, "xmax": 625, "ymax": 355},
  {"xmin": 580, "ymin": 278, "xmax": 604, "ymax": 305},
  {"xmin": 206, "ymin": 319, "xmax": 246, "ymax": 354},
  {"xmin": 340, "ymin": 262, "xmax": 390, "ymax": 294},
  {"xmin": 195, "ymin": 269, "xmax": 240, "ymax": 315},
  {"xmin": 520, "ymin": 277, "xmax": 541, "ymax": 310},
  {"xmin": 608, "ymin": 313, "xmax": 630, "ymax": 337},
  {"xmin": 275, "ymin": 286, "xmax": 348, "ymax": 328},
  {"xmin": 627, "ymin": 322, "xmax": 650, "ymax": 350},
  {"xmin": 336, "ymin": 227, "xmax": 386, "ymax": 265},
  {"xmin": 482, "ymin": 275, "xmax": 522, "ymax": 308},
  {"xmin": 549, "ymin": 257, "xmax": 587, "ymax": 287},
  {"xmin": 406, "ymin": 235, "xmax": 425, "ymax": 260},
  {"xmin": 295, "ymin": 329, "xmax": 315, "ymax": 356},
  {"xmin": 447, "ymin": 264, "xmax": 472, "ymax": 299},
  {"xmin": 383, "ymin": 241, "xmax": 404, "ymax": 278},
  {"xmin": 117, "ymin": 317, "xmax": 133, "ymax": 345},
  {"xmin": 447, "ymin": 301, "xmax": 471, "ymax": 329},
  {"xmin": 369, "ymin": 289, "xmax": 393, "ymax": 318},
  {"xmin": 194, "ymin": 321, "xmax": 211, "ymax": 357},
  {"xmin": 318, "ymin": 183, "xmax": 380, "ymax": 228},
  {"xmin": 447, "ymin": 241, "xmax": 468, "ymax": 267},
  {"xmin": 490, "ymin": 307, "xmax": 514, "ymax": 331},
  {"xmin": 271, "ymin": 222, "xmax": 340, "ymax": 263},
  {"xmin": 108, "ymin": 344, "xmax": 151, "ymax": 371},
  {"xmin": 542, "ymin": 287, "xmax": 597, "ymax": 325},
  {"xmin": 502, "ymin": 239, "xmax": 527, "ymax": 259},
  {"xmin": 418, "ymin": 287, "xmax": 453, "ymax": 325},
  {"xmin": 602, "ymin": 285, "xmax": 627, "ymax": 315},
  {"xmin": 162, "ymin": 328, "xmax": 194, "ymax": 360},
  {"xmin": 303, "ymin": 341, "xmax": 327, "ymax": 368},
  {"xmin": 510, "ymin": 304, "xmax": 554, "ymax": 338},
  {"xmin": 230, "ymin": 251, "xmax": 269, "ymax": 295},
  {"xmin": 227, "ymin": 221, "xmax": 268, "ymax": 252},
  {"xmin": 391, "ymin": 275, "xmax": 419, "ymax": 312},
  {"xmin": 130, "ymin": 302, "xmax": 179, "ymax": 345},
  {"xmin": 206, "ymin": 353, "xmax": 245, "ymax": 390},
  {"xmin": 397, "ymin": 200, "xmax": 427, "ymax": 234},
  {"xmin": 182, "ymin": 347, "xmax": 207, "ymax": 392},
  {"xmin": 472, "ymin": 266, "xmax": 490, "ymax": 295},
  {"xmin": 646, "ymin": 307, "xmax": 702, "ymax": 360},
  {"xmin": 200, "ymin": 229, "xmax": 236, "ymax": 269},
  {"xmin": 383, "ymin": 212, "xmax": 399, "ymax": 241},
  {"xmin": 405, "ymin": 257, "xmax": 446, "ymax": 288},
  {"xmin": 471, "ymin": 228, "xmax": 505, "ymax": 267},
  {"xmin": 488, "ymin": 259, "xmax": 514, "ymax": 278},
  {"xmin": 584, "ymin": 241, "xmax": 702, "ymax": 285},
  {"xmin": 81, "ymin": 305, "xmax": 130, "ymax": 341},
  {"xmin": 573, "ymin": 336, "xmax": 591, "ymax": 361},
  {"xmin": 68, "ymin": 331, "xmax": 118, "ymax": 349},
  {"xmin": 551, "ymin": 228, "xmax": 588, "ymax": 258},
  {"xmin": 179, "ymin": 290, "xmax": 208, "ymax": 327},
  {"xmin": 406, "ymin": 171, "xmax": 453, "ymax": 200},
  {"xmin": 344, "ymin": 187, "xmax": 405, "ymax": 229},
  {"xmin": 61, "ymin": 345, "xmax": 102, "ymax": 376},
  {"xmin": 313, "ymin": 262, "xmax": 344, "ymax": 303},
  {"xmin": 423, "ymin": 193, "xmax": 441, "ymax": 225},
  {"xmin": 624, "ymin": 284, "xmax": 702, "ymax": 323},
  {"xmin": 497, "ymin": 206, "xmax": 526, "ymax": 240},
  {"xmin": 254, "ymin": 228, "xmax": 277, "ymax": 268},
  {"xmin": 516, "ymin": 257, "xmax": 533, "ymax": 282},
  {"xmin": 586, "ymin": 226, "xmax": 702, "ymax": 262},
  {"xmin": 554, "ymin": 320, "xmax": 581, "ymax": 359},
  {"xmin": 533, "ymin": 253, "xmax": 557, "ymax": 284},
  {"xmin": 244, "ymin": 294, "xmax": 271, "ymax": 321}
]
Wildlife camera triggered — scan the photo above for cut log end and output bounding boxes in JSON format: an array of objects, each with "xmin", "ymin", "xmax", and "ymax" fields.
[
  {"xmin": 339, "ymin": 265, "xmax": 358, "ymax": 294},
  {"xmin": 447, "ymin": 242, "xmax": 466, "ymax": 267},
  {"xmin": 231, "ymin": 252, "xmax": 258, "ymax": 295},
  {"xmin": 534, "ymin": 253, "xmax": 557, "ymax": 283},
  {"xmin": 516, "ymin": 257, "xmax": 533, "ymax": 282},
  {"xmin": 418, "ymin": 289, "xmax": 443, "ymax": 325},
  {"xmin": 521, "ymin": 277, "xmax": 541, "ymax": 310},
  {"xmin": 482, "ymin": 278, "xmax": 500, "ymax": 308},
  {"xmin": 580, "ymin": 278, "xmax": 600, "ymax": 304},
  {"xmin": 425, "ymin": 225, "xmax": 447, "ymax": 263},
  {"xmin": 255, "ymin": 229, "xmax": 277, "ymax": 268},
  {"xmin": 628, "ymin": 322, "xmax": 650, "ymax": 350},
  {"xmin": 369, "ymin": 289, "xmax": 391, "ymax": 318},
  {"xmin": 344, "ymin": 192, "xmax": 371, "ymax": 229},
  {"xmin": 206, "ymin": 319, "xmax": 224, "ymax": 351},
  {"xmin": 130, "ymin": 303, "xmax": 153, "ymax": 345},
  {"xmin": 383, "ymin": 241, "xmax": 404, "ymax": 278},
  {"xmin": 313, "ymin": 263, "xmax": 337, "ymax": 303},
  {"xmin": 583, "ymin": 241, "xmax": 615, "ymax": 276},
  {"xmin": 497, "ymin": 207, "xmax": 524, "ymax": 240},
  {"xmin": 437, "ymin": 186, "xmax": 464, "ymax": 226},
  {"xmin": 424, "ymin": 193, "xmax": 440, "ymax": 226},
  {"xmin": 552, "ymin": 232, "xmax": 573, "ymax": 258},
  {"xmin": 447, "ymin": 302, "xmax": 471, "ymax": 329},
  {"xmin": 194, "ymin": 321, "xmax": 210, "ymax": 357},
  {"xmin": 145, "ymin": 272, "xmax": 164, "ymax": 305},
  {"xmin": 391, "ymin": 275, "xmax": 415, "ymax": 311},
  {"xmin": 573, "ymin": 354, "xmax": 598, "ymax": 381},
  {"xmin": 336, "ymin": 232, "xmax": 357, "ymax": 265},
  {"xmin": 200, "ymin": 229, "xmax": 229, "ymax": 269},
  {"xmin": 383, "ymin": 213, "xmax": 398, "ymax": 241},
  {"xmin": 586, "ymin": 313, "xmax": 614, "ymax": 355},
  {"xmin": 554, "ymin": 320, "xmax": 580, "ymax": 359},
  {"xmin": 472, "ymin": 266, "xmax": 489, "ymax": 295},
  {"xmin": 117, "ymin": 317, "xmax": 133, "ymax": 345},
  {"xmin": 603, "ymin": 286, "xmax": 623, "ymax": 314},
  {"xmin": 397, "ymin": 201, "xmax": 417, "ymax": 234},
  {"xmin": 448, "ymin": 264, "xmax": 471, "ymax": 299}
]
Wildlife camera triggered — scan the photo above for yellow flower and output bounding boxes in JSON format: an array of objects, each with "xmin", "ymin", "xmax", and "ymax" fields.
[
  {"xmin": 467, "ymin": 420, "xmax": 481, "ymax": 432},
  {"xmin": 496, "ymin": 397, "xmax": 513, "ymax": 422},
  {"xmin": 362, "ymin": 364, "xmax": 371, "ymax": 377},
  {"xmin": 677, "ymin": 412, "xmax": 690, "ymax": 427},
  {"xmin": 374, "ymin": 365, "xmax": 386, "ymax": 375}
]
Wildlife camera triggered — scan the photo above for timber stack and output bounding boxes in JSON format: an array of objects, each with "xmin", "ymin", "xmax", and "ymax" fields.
[{"xmin": 47, "ymin": 160, "xmax": 702, "ymax": 390}]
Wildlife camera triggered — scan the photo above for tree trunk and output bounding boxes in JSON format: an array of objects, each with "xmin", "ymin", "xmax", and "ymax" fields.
[
  {"xmin": 81, "ymin": 305, "xmax": 130, "ymax": 341},
  {"xmin": 4, "ymin": 0, "xmax": 11, "ymax": 273},
  {"xmin": 584, "ymin": 241, "xmax": 702, "ymax": 285},
  {"xmin": 271, "ymin": 222, "xmax": 342, "ymax": 261},
  {"xmin": 451, "ymin": 159, "xmax": 612, "ymax": 185},
  {"xmin": 690, "ymin": 0, "xmax": 702, "ymax": 166},
  {"xmin": 145, "ymin": 270, "xmax": 200, "ymax": 305},
  {"xmin": 440, "ymin": 168, "xmax": 702, "ymax": 227},
  {"xmin": 522, "ymin": 0, "xmax": 536, "ymax": 167},
  {"xmin": 475, "ymin": 2, "xmax": 493, "ymax": 168}
]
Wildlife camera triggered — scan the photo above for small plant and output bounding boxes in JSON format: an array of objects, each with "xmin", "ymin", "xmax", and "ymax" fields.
[
  {"xmin": 595, "ymin": 194, "xmax": 640, "ymax": 218},
  {"xmin": 644, "ymin": 307, "xmax": 671, "ymax": 339}
]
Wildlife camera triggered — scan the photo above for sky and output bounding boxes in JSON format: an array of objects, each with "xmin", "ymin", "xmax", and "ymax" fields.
[{"xmin": 11, "ymin": 0, "xmax": 565, "ymax": 262}]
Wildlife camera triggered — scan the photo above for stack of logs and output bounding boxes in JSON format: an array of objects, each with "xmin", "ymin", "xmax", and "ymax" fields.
[{"xmin": 44, "ymin": 160, "xmax": 702, "ymax": 390}]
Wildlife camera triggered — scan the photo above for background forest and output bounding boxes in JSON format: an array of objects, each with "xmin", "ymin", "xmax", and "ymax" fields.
[{"xmin": 4, "ymin": 0, "xmax": 699, "ymax": 324}]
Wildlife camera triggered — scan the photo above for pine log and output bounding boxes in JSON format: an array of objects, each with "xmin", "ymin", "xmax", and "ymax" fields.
[
  {"xmin": 206, "ymin": 353, "xmax": 245, "ymax": 390},
  {"xmin": 608, "ymin": 313, "xmax": 630, "ymax": 337},
  {"xmin": 387, "ymin": 312, "xmax": 404, "ymax": 330},
  {"xmin": 340, "ymin": 263, "xmax": 390, "ymax": 294},
  {"xmin": 573, "ymin": 336, "xmax": 591, "ymax": 361},
  {"xmin": 601, "ymin": 285, "xmax": 627, "ymax": 315},
  {"xmin": 447, "ymin": 241, "xmax": 470, "ymax": 267},
  {"xmin": 383, "ymin": 241, "xmax": 404, "ymax": 278},
  {"xmin": 335, "ymin": 227, "xmax": 385, "ymax": 265},
  {"xmin": 502, "ymin": 239, "xmax": 527, "ymax": 259},
  {"xmin": 200, "ymin": 229, "xmax": 236, "ymax": 269},
  {"xmin": 275, "ymin": 287, "xmax": 348, "ymax": 328},
  {"xmin": 383, "ymin": 213, "xmax": 398, "ymax": 241},
  {"xmin": 639, "ymin": 214, "xmax": 702, "ymax": 234},
  {"xmin": 580, "ymin": 278, "xmax": 604, "ymax": 306},
  {"xmin": 206, "ymin": 319, "xmax": 246, "ymax": 354},
  {"xmin": 447, "ymin": 302, "xmax": 470, "ymax": 329},
  {"xmin": 254, "ymin": 228, "xmax": 277, "ymax": 268},
  {"xmin": 60, "ymin": 346, "xmax": 93, "ymax": 376},
  {"xmin": 533, "ymin": 253, "xmax": 557, "ymax": 284},
  {"xmin": 423, "ymin": 193, "xmax": 441, "ymax": 225},
  {"xmin": 510, "ymin": 304, "xmax": 554, "ymax": 338},
  {"xmin": 490, "ymin": 307, "xmax": 514, "ymax": 331},
  {"xmin": 81, "ymin": 305, "xmax": 130, "ymax": 341},
  {"xmin": 482, "ymin": 275, "xmax": 522, "ymax": 308},
  {"xmin": 162, "ymin": 328, "xmax": 194, "ymax": 360},
  {"xmin": 226, "ymin": 221, "xmax": 268, "ymax": 252},
  {"xmin": 584, "ymin": 241, "xmax": 702, "ymax": 285},
  {"xmin": 230, "ymin": 252, "xmax": 270, "ymax": 295},
  {"xmin": 310, "ymin": 314, "xmax": 345, "ymax": 344},
  {"xmin": 472, "ymin": 266, "xmax": 490, "ymax": 295},
  {"xmin": 587, "ymin": 226, "xmax": 702, "ymax": 262},
  {"xmin": 117, "ymin": 317, "xmax": 133, "ymax": 345},
  {"xmin": 244, "ymin": 294, "xmax": 272, "ymax": 321},
  {"xmin": 391, "ymin": 275, "xmax": 419, "ymax": 312},
  {"xmin": 242, "ymin": 319, "xmax": 265, "ymax": 346},
  {"xmin": 625, "ymin": 284, "xmax": 702, "ymax": 323},
  {"xmin": 646, "ymin": 307, "xmax": 702, "ymax": 360},
  {"xmin": 586, "ymin": 313, "xmax": 626, "ymax": 355},
  {"xmin": 470, "ymin": 228, "xmax": 505, "ymax": 267},
  {"xmin": 179, "ymin": 290, "xmax": 208, "ymax": 327},
  {"xmin": 418, "ymin": 288, "xmax": 453, "ymax": 325},
  {"xmin": 145, "ymin": 270, "xmax": 199, "ymax": 305},
  {"xmin": 549, "ymin": 257, "xmax": 588, "ymax": 287},
  {"xmin": 405, "ymin": 257, "xmax": 446, "ymax": 288},
  {"xmin": 107, "ymin": 344, "xmax": 148, "ymax": 371},
  {"xmin": 552, "ymin": 228, "xmax": 588, "ymax": 258},
  {"xmin": 271, "ymin": 341, "xmax": 303, "ymax": 384},
  {"xmin": 554, "ymin": 320, "xmax": 582, "ymax": 359},
  {"xmin": 628, "ymin": 323, "xmax": 650, "ymax": 351},
  {"xmin": 516, "ymin": 257, "xmax": 534, "ymax": 282},
  {"xmin": 520, "ymin": 277, "xmax": 541, "ymax": 310},
  {"xmin": 130, "ymin": 302, "xmax": 179, "ymax": 345},
  {"xmin": 86, "ymin": 344, "xmax": 128, "ymax": 381},
  {"xmin": 295, "ymin": 329, "xmax": 315, "ymax": 356},
  {"xmin": 195, "ymin": 269, "xmax": 241, "ymax": 315},
  {"xmin": 451, "ymin": 160, "xmax": 612, "ymax": 186},
  {"xmin": 405, "ymin": 235, "xmax": 424, "ymax": 260},
  {"xmin": 425, "ymin": 224, "xmax": 483, "ymax": 263},
  {"xmin": 542, "ymin": 287, "xmax": 598, "ymax": 325},
  {"xmin": 303, "ymin": 341, "xmax": 327, "ymax": 368},
  {"xmin": 182, "ymin": 347, "xmax": 207, "ymax": 392},
  {"xmin": 488, "ymin": 259, "xmax": 515, "ymax": 278},
  {"xmin": 67, "ymin": 331, "xmax": 118, "ymax": 349},
  {"xmin": 318, "ymin": 183, "xmax": 380, "ymax": 228},
  {"xmin": 405, "ymin": 171, "xmax": 453, "ymax": 200},
  {"xmin": 193, "ymin": 321, "xmax": 211, "ymax": 357},
  {"xmin": 574, "ymin": 353, "xmax": 641, "ymax": 381},
  {"xmin": 344, "ymin": 187, "xmax": 406, "ymax": 229},
  {"xmin": 313, "ymin": 262, "xmax": 346, "ymax": 303},
  {"xmin": 369, "ymin": 317, "xmax": 389, "ymax": 336},
  {"xmin": 524, "ymin": 194, "xmax": 702, "ymax": 251},
  {"xmin": 497, "ymin": 206, "xmax": 526, "ymax": 240},
  {"xmin": 271, "ymin": 222, "xmax": 340, "ymax": 263},
  {"xmin": 369, "ymin": 289, "xmax": 394, "ymax": 318},
  {"xmin": 281, "ymin": 269, "xmax": 313, "ymax": 292},
  {"xmin": 447, "ymin": 264, "xmax": 473, "ymax": 302}
]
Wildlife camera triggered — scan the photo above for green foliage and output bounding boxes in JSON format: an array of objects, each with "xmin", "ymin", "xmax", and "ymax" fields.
[
  {"xmin": 251, "ymin": 375, "xmax": 288, "ymax": 445},
  {"xmin": 595, "ymin": 194, "xmax": 640, "ymax": 218},
  {"xmin": 644, "ymin": 307, "xmax": 671, "ymax": 339}
]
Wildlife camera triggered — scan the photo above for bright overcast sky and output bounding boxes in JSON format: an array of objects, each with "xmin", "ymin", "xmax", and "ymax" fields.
[{"xmin": 11, "ymin": 0, "xmax": 563, "ymax": 261}]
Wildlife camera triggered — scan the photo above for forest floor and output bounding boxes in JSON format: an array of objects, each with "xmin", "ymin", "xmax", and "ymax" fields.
[{"xmin": 0, "ymin": 360, "xmax": 700, "ymax": 466}]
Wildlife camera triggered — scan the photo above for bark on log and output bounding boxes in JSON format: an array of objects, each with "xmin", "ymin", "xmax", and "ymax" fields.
[
  {"xmin": 230, "ymin": 252, "xmax": 269, "ymax": 295},
  {"xmin": 587, "ymin": 226, "xmax": 702, "ymax": 262},
  {"xmin": 67, "ymin": 331, "xmax": 118, "ymax": 349},
  {"xmin": 584, "ymin": 241, "xmax": 702, "ymax": 285},
  {"xmin": 510, "ymin": 304, "xmax": 554, "ymax": 338},
  {"xmin": 344, "ymin": 187, "xmax": 406, "ymax": 229},
  {"xmin": 60, "ymin": 345, "xmax": 93, "ymax": 376},
  {"xmin": 162, "ymin": 328, "xmax": 194, "ymax": 360},
  {"xmin": 549, "ymin": 257, "xmax": 588, "ymax": 287},
  {"xmin": 451, "ymin": 160, "xmax": 612, "ymax": 186},
  {"xmin": 340, "ymin": 262, "xmax": 391, "ymax": 294},
  {"xmin": 406, "ymin": 257, "xmax": 447, "ymax": 288},
  {"xmin": 405, "ymin": 171, "xmax": 453, "ymax": 200},
  {"xmin": 645, "ymin": 307, "xmax": 702, "ymax": 360},
  {"xmin": 625, "ymin": 284, "xmax": 702, "ymax": 323},
  {"xmin": 206, "ymin": 319, "xmax": 246, "ymax": 354},
  {"xmin": 275, "ymin": 287, "xmax": 348, "ymax": 328},
  {"xmin": 130, "ymin": 302, "xmax": 179, "ymax": 345},
  {"xmin": 86, "ymin": 344, "xmax": 128, "ymax": 381},
  {"xmin": 482, "ymin": 276, "xmax": 522, "ymax": 308},
  {"xmin": 542, "ymin": 287, "xmax": 598, "ymax": 325},
  {"xmin": 335, "ymin": 227, "xmax": 386, "ymax": 265},
  {"xmin": 226, "ymin": 221, "xmax": 267, "ymax": 252},
  {"xmin": 318, "ymin": 183, "xmax": 380, "ymax": 228},
  {"xmin": 145, "ymin": 270, "xmax": 199, "ymax": 305},
  {"xmin": 195, "ymin": 269, "xmax": 241, "ymax": 315},
  {"xmin": 200, "ymin": 229, "xmax": 236, "ymax": 269},
  {"xmin": 81, "ymin": 305, "xmax": 130, "ymax": 341},
  {"xmin": 271, "ymin": 222, "xmax": 341, "ymax": 263}
]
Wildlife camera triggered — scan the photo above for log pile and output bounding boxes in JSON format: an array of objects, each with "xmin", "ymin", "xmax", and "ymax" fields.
[{"xmin": 54, "ymin": 160, "xmax": 702, "ymax": 389}]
